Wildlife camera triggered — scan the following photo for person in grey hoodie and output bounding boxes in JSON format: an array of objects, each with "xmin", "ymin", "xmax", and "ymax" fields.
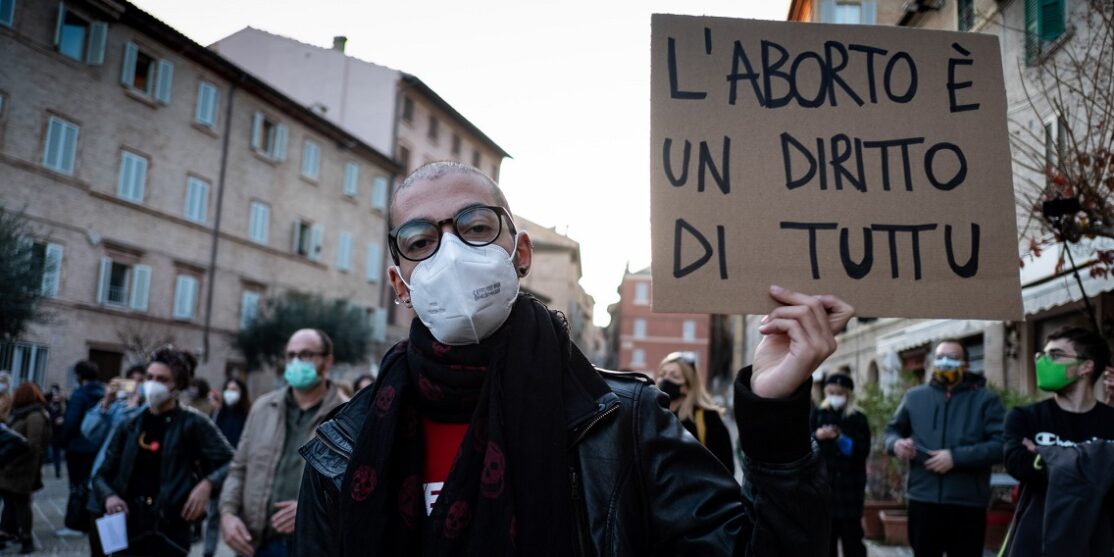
[{"xmin": 884, "ymin": 339, "xmax": 1005, "ymax": 557}]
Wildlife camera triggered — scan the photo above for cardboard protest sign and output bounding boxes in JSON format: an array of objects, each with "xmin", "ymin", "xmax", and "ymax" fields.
[{"xmin": 650, "ymin": 14, "xmax": 1023, "ymax": 320}]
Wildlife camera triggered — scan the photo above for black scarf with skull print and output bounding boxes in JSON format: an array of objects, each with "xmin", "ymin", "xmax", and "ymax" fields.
[{"xmin": 339, "ymin": 294, "xmax": 610, "ymax": 556}]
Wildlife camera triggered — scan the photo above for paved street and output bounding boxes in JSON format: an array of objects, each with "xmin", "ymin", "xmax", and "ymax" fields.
[
  {"xmin": 10, "ymin": 465, "xmax": 1000, "ymax": 557},
  {"xmin": 10, "ymin": 468, "xmax": 232, "ymax": 556}
]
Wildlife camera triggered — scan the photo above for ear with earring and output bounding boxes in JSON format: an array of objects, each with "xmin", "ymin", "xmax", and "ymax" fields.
[{"xmin": 394, "ymin": 296, "xmax": 412, "ymax": 308}]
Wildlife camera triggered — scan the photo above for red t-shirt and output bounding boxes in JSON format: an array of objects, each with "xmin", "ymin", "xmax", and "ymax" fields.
[{"xmin": 422, "ymin": 417, "xmax": 468, "ymax": 516}]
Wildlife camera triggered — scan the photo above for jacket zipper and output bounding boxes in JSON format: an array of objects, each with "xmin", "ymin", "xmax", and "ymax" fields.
[
  {"xmin": 570, "ymin": 403, "xmax": 619, "ymax": 448},
  {"xmin": 569, "ymin": 465, "xmax": 591, "ymax": 557},
  {"xmin": 938, "ymin": 392, "xmax": 951, "ymax": 502}
]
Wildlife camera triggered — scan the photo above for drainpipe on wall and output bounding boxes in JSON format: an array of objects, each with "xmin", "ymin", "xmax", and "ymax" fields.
[{"xmin": 202, "ymin": 80, "xmax": 239, "ymax": 363}]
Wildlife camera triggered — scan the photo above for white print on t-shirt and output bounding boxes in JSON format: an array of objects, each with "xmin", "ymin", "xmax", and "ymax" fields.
[
  {"xmin": 1034, "ymin": 432, "xmax": 1104, "ymax": 447},
  {"xmin": 424, "ymin": 482, "xmax": 444, "ymax": 516}
]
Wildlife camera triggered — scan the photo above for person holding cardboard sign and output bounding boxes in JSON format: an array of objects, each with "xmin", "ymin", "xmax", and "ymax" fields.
[{"xmin": 293, "ymin": 161, "xmax": 854, "ymax": 557}]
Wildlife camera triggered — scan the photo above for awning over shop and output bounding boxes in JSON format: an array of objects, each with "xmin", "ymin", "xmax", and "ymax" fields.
[
  {"xmin": 1022, "ymin": 271, "xmax": 1114, "ymax": 316},
  {"xmin": 876, "ymin": 319, "xmax": 998, "ymax": 356}
]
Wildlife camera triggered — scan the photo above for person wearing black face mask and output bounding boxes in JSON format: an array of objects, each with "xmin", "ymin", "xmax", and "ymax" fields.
[{"xmin": 656, "ymin": 352, "xmax": 735, "ymax": 472}]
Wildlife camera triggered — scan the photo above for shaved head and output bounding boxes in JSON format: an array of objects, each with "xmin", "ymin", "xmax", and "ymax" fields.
[{"xmin": 389, "ymin": 161, "xmax": 510, "ymax": 228}]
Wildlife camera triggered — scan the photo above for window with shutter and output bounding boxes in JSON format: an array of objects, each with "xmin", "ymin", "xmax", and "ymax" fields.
[
  {"xmin": 337, "ymin": 232, "xmax": 352, "ymax": 271},
  {"xmin": 173, "ymin": 275, "xmax": 198, "ymax": 319},
  {"xmin": 86, "ymin": 21, "xmax": 107, "ymax": 64},
  {"xmin": 372, "ymin": 176, "xmax": 389, "ymax": 210},
  {"xmin": 42, "ymin": 116, "xmax": 79, "ymax": 175},
  {"xmin": 39, "ymin": 243, "xmax": 63, "ymax": 297},
  {"xmin": 366, "ymin": 245, "xmax": 382, "ymax": 283},
  {"xmin": 56, "ymin": 5, "xmax": 91, "ymax": 61},
  {"xmin": 130, "ymin": 264, "xmax": 150, "ymax": 311},
  {"xmin": 309, "ymin": 224, "xmax": 324, "ymax": 261},
  {"xmin": 154, "ymin": 59, "xmax": 174, "ymax": 104},
  {"xmin": 195, "ymin": 82, "xmax": 219, "ymax": 127},
  {"xmin": 249, "ymin": 202, "xmax": 269, "ymax": 244},
  {"xmin": 116, "ymin": 150, "xmax": 147, "ymax": 203},
  {"xmin": 240, "ymin": 291, "xmax": 260, "ymax": 329},
  {"xmin": 184, "ymin": 177, "xmax": 210, "ymax": 223},
  {"xmin": 0, "ymin": 0, "xmax": 14, "ymax": 28},
  {"xmin": 302, "ymin": 141, "xmax": 320, "ymax": 180},
  {"xmin": 344, "ymin": 163, "xmax": 359, "ymax": 196}
]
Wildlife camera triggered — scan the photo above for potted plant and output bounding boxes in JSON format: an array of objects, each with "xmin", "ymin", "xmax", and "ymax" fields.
[{"xmin": 858, "ymin": 382, "xmax": 908, "ymax": 539}]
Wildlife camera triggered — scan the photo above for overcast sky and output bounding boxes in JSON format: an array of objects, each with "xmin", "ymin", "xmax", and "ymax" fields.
[{"xmin": 133, "ymin": 0, "xmax": 792, "ymax": 326}]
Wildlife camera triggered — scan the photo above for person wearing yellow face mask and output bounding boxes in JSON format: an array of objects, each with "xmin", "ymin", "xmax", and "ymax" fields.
[
  {"xmin": 1000, "ymin": 327, "xmax": 1114, "ymax": 557},
  {"xmin": 884, "ymin": 339, "xmax": 1006, "ymax": 557}
]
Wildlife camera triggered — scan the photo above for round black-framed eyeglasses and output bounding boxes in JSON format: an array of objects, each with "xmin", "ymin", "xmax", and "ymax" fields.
[{"xmin": 388, "ymin": 205, "xmax": 516, "ymax": 263}]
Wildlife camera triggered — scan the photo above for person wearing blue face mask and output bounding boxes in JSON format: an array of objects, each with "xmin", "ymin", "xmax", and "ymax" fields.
[
  {"xmin": 219, "ymin": 329, "xmax": 347, "ymax": 557},
  {"xmin": 885, "ymin": 339, "xmax": 1005, "ymax": 557}
]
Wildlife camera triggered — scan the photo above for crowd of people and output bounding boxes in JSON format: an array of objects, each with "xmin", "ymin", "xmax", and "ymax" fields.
[{"xmin": 0, "ymin": 162, "xmax": 1111, "ymax": 557}]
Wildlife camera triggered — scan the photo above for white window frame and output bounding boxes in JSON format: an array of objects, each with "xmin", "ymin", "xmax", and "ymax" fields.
[
  {"xmin": 301, "ymin": 140, "xmax": 320, "ymax": 180},
  {"xmin": 337, "ymin": 232, "xmax": 353, "ymax": 272},
  {"xmin": 42, "ymin": 116, "xmax": 79, "ymax": 175},
  {"xmin": 194, "ymin": 81, "xmax": 219, "ymax": 128},
  {"xmin": 172, "ymin": 274, "xmax": 199, "ymax": 320},
  {"xmin": 372, "ymin": 175, "xmax": 389, "ymax": 211},
  {"xmin": 184, "ymin": 176, "xmax": 209, "ymax": 224},
  {"xmin": 248, "ymin": 201, "xmax": 269, "ymax": 245},
  {"xmin": 116, "ymin": 150, "xmax": 147, "ymax": 203},
  {"xmin": 343, "ymin": 162, "xmax": 359, "ymax": 197}
]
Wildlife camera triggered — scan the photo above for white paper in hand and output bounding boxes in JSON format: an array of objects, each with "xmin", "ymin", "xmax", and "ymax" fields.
[{"xmin": 96, "ymin": 512, "xmax": 128, "ymax": 554}]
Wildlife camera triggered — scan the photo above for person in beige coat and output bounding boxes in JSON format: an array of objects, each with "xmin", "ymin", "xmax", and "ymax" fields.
[{"xmin": 219, "ymin": 329, "xmax": 347, "ymax": 557}]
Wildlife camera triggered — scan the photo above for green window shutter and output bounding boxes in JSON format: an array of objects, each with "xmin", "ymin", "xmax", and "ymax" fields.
[
  {"xmin": 1024, "ymin": 0, "xmax": 1040, "ymax": 64},
  {"xmin": 1039, "ymin": 0, "xmax": 1064, "ymax": 42}
]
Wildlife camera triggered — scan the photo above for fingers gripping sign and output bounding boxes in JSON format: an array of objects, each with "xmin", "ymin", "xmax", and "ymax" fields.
[{"xmin": 752, "ymin": 285, "xmax": 854, "ymax": 399}]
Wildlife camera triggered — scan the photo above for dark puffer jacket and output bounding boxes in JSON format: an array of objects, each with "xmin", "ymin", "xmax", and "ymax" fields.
[
  {"xmin": 295, "ymin": 365, "xmax": 829, "ymax": 557},
  {"xmin": 883, "ymin": 373, "xmax": 1005, "ymax": 508}
]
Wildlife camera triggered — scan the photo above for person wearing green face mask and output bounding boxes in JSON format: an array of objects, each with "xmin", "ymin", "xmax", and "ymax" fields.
[
  {"xmin": 1001, "ymin": 326, "xmax": 1114, "ymax": 557},
  {"xmin": 219, "ymin": 329, "xmax": 347, "ymax": 557}
]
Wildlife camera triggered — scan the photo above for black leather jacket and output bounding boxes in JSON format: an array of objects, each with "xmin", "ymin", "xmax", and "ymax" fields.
[
  {"xmin": 295, "ymin": 367, "xmax": 828, "ymax": 556},
  {"xmin": 92, "ymin": 405, "xmax": 233, "ymax": 519}
]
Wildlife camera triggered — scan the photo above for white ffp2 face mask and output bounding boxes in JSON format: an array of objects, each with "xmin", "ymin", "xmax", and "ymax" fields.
[
  {"xmin": 143, "ymin": 380, "xmax": 173, "ymax": 407},
  {"xmin": 827, "ymin": 395, "xmax": 847, "ymax": 409},
  {"xmin": 399, "ymin": 233, "xmax": 520, "ymax": 345}
]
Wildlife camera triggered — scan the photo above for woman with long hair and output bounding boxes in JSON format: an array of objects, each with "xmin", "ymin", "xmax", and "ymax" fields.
[
  {"xmin": 811, "ymin": 373, "xmax": 871, "ymax": 557},
  {"xmin": 0, "ymin": 382, "xmax": 52, "ymax": 554},
  {"xmin": 656, "ymin": 352, "xmax": 735, "ymax": 471},
  {"xmin": 93, "ymin": 346, "xmax": 233, "ymax": 557}
]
